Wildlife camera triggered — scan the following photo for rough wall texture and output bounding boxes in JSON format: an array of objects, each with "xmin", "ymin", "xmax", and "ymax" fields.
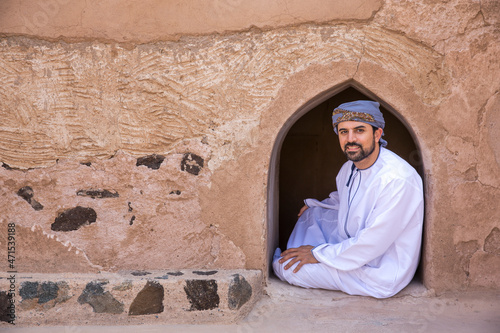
[
  {"xmin": 0, "ymin": 0, "xmax": 383, "ymax": 42},
  {"xmin": 0, "ymin": 0, "xmax": 499, "ymax": 293}
]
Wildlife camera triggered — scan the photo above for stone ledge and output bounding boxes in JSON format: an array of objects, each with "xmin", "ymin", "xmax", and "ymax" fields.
[{"xmin": 0, "ymin": 269, "xmax": 263, "ymax": 326}]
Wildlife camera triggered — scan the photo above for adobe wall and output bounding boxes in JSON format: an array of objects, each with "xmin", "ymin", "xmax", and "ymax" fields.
[{"xmin": 0, "ymin": 0, "xmax": 499, "ymax": 294}]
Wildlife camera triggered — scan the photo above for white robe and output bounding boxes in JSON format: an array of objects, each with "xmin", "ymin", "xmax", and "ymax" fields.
[{"xmin": 273, "ymin": 147, "xmax": 424, "ymax": 298}]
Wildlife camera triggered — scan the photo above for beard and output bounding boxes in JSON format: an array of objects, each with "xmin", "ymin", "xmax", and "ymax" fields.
[{"xmin": 343, "ymin": 137, "xmax": 376, "ymax": 162}]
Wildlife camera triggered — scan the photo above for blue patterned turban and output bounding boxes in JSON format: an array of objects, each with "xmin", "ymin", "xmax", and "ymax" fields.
[{"xmin": 332, "ymin": 100, "xmax": 387, "ymax": 147}]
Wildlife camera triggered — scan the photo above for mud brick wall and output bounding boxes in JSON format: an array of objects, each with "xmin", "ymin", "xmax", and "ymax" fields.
[{"xmin": 0, "ymin": 0, "xmax": 499, "ymax": 294}]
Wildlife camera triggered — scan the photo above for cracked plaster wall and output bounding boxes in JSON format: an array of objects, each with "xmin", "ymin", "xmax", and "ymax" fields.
[{"xmin": 0, "ymin": 0, "xmax": 499, "ymax": 292}]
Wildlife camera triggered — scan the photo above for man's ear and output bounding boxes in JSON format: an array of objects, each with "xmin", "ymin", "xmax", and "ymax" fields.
[{"xmin": 374, "ymin": 127, "xmax": 384, "ymax": 143}]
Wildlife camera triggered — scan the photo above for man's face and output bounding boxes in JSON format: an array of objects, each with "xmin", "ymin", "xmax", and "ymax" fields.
[{"xmin": 337, "ymin": 121, "xmax": 382, "ymax": 168}]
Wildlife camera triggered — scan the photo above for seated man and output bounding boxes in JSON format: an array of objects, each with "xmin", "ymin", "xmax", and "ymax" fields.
[{"xmin": 273, "ymin": 100, "xmax": 424, "ymax": 299}]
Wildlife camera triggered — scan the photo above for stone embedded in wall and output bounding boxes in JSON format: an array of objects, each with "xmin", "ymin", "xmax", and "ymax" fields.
[
  {"xmin": 169, "ymin": 190, "xmax": 181, "ymax": 195},
  {"xmin": 136, "ymin": 154, "xmax": 165, "ymax": 170},
  {"xmin": 51, "ymin": 206, "xmax": 97, "ymax": 231},
  {"xmin": 78, "ymin": 281, "xmax": 124, "ymax": 314},
  {"xmin": 181, "ymin": 153, "xmax": 204, "ymax": 176},
  {"xmin": 0, "ymin": 291, "xmax": 12, "ymax": 323},
  {"xmin": 193, "ymin": 270, "xmax": 218, "ymax": 276},
  {"xmin": 484, "ymin": 227, "xmax": 500, "ymax": 256},
  {"xmin": 228, "ymin": 274, "xmax": 252, "ymax": 310},
  {"xmin": 129, "ymin": 281, "xmax": 164, "ymax": 315},
  {"xmin": 20, "ymin": 281, "xmax": 58, "ymax": 304},
  {"xmin": 76, "ymin": 189, "xmax": 119, "ymax": 199},
  {"xmin": 131, "ymin": 271, "xmax": 151, "ymax": 276},
  {"xmin": 184, "ymin": 280, "xmax": 219, "ymax": 311},
  {"xmin": 16, "ymin": 186, "xmax": 44, "ymax": 211},
  {"xmin": 19, "ymin": 281, "xmax": 71, "ymax": 309}
]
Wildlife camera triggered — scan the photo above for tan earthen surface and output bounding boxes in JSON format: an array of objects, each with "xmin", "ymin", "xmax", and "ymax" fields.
[
  {"xmin": 0, "ymin": 0, "xmax": 382, "ymax": 42},
  {"xmin": 0, "ymin": 0, "xmax": 499, "ymax": 304}
]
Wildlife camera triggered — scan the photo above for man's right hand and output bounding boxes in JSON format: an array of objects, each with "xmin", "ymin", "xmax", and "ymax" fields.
[{"xmin": 298, "ymin": 205, "xmax": 308, "ymax": 217}]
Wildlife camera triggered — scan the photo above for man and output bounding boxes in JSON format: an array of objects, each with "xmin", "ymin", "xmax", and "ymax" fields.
[{"xmin": 273, "ymin": 100, "xmax": 424, "ymax": 299}]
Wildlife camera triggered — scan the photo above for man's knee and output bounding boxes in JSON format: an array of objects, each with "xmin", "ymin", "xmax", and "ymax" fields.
[
  {"xmin": 273, "ymin": 259, "xmax": 310, "ymax": 285},
  {"xmin": 273, "ymin": 258, "xmax": 294, "ymax": 280}
]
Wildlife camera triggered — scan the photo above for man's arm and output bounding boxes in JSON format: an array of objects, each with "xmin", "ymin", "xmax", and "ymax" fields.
[
  {"xmin": 312, "ymin": 178, "xmax": 423, "ymax": 271},
  {"xmin": 304, "ymin": 191, "xmax": 339, "ymax": 210}
]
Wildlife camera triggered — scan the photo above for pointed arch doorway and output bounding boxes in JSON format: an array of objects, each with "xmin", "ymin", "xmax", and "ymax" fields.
[{"xmin": 267, "ymin": 83, "xmax": 424, "ymax": 281}]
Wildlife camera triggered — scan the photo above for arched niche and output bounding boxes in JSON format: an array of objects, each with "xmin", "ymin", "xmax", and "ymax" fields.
[{"xmin": 267, "ymin": 82, "xmax": 425, "ymax": 281}]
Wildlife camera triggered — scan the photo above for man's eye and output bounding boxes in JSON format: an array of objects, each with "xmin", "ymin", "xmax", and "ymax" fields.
[{"xmin": 357, "ymin": 129, "xmax": 365, "ymax": 133}]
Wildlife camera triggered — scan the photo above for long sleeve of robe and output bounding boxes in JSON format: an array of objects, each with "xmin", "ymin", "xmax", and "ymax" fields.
[{"xmin": 273, "ymin": 147, "xmax": 424, "ymax": 298}]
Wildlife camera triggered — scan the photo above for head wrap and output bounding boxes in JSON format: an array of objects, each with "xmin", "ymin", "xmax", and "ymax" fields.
[{"xmin": 332, "ymin": 100, "xmax": 387, "ymax": 147}]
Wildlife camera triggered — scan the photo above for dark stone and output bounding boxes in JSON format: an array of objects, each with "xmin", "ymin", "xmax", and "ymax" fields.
[
  {"xmin": 192, "ymin": 270, "xmax": 218, "ymax": 276},
  {"xmin": 17, "ymin": 186, "xmax": 44, "ymax": 211},
  {"xmin": 76, "ymin": 189, "xmax": 119, "ymax": 199},
  {"xmin": 167, "ymin": 271, "xmax": 184, "ymax": 276},
  {"xmin": 81, "ymin": 162, "xmax": 92, "ymax": 166},
  {"xmin": 51, "ymin": 206, "xmax": 97, "ymax": 231},
  {"xmin": 20, "ymin": 281, "xmax": 39, "ymax": 300},
  {"xmin": 228, "ymin": 274, "xmax": 252, "ymax": 310},
  {"xmin": 169, "ymin": 190, "xmax": 181, "ymax": 195},
  {"xmin": 129, "ymin": 281, "xmax": 164, "ymax": 315},
  {"xmin": 78, "ymin": 281, "xmax": 124, "ymax": 314},
  {"xmin": 30, "ymin": 201, "xmax": 44, "ymax": 211},
  {"xmin": 131, "ymin": 271, "xmax": 151, "ymax": 276},
  {"xmin": 129, "ymin": 215, "xmax": 136, "ymax": 225},
  {"xmin": 17, "ymin": 186, "xmax": 34, "ymax": 201},
  {"xmin": 82, "ymin": 281, "xmax": 105, "ymax": 295},
  {"xmin": 136, "ymin": 154, "xmax": 165, "ymax": 170},
  {"xmin": 19, "ymin": 281, "xmax": 59, "ymax": 304},
  {"xmin": 0, "ymin": 291, "xmax": 12, "ymax": 323},
  {"xmin": 180, "ymin": 153, "xmax": 204, "ymax": 176},
  {"xmin": 128, "ymin": 202, "xmax": 133, "ymax": 212},
  {"xmin": 184, "ymin": 280, "xmax": 219, "ymax": 311},
  {"xmin": 38, "ymin": 282, "xmax": 59, "ymax": 304},
  {"xmin": 154, "ymin": 275, "xmax": 170, "ymax": 280}
]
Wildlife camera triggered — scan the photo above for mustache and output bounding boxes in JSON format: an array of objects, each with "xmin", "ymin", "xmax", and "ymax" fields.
[{"xmin": 344, "ymin": 142, "xmax": 362, "ymax": 150}]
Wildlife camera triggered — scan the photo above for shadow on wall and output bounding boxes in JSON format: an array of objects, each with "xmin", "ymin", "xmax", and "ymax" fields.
[{"xmin": 278, "ymin": 86, "xmax": 424, "ymax": 271}]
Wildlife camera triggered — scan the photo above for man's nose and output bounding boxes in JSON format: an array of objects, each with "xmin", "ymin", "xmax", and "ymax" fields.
[{"xmin": 347, "ymin": 131, "xmax": 357, "ymax": 142}]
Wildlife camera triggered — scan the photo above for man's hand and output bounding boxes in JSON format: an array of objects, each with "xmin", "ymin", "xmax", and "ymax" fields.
[
  {"xmin": 279, "ymin": 245, "xmax": 319, "ymax": 273},
  {"xmin": 298, "ymin": 205, "xmax": 308, "ymax": 217}
]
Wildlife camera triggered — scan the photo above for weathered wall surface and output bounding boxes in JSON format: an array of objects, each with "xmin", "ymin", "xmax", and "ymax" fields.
[
  {"xmin": 0, "ymin": 0, "xmax": 499, "ymax": 293},
  {"xmin": 0, "ymin": 0, "xmax": 382, "ymax": 42}
]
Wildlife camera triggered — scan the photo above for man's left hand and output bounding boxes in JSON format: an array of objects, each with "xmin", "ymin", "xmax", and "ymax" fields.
[{"xmin": 279, "ymin": 245, "xmax": 319, "ymax": 273}]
